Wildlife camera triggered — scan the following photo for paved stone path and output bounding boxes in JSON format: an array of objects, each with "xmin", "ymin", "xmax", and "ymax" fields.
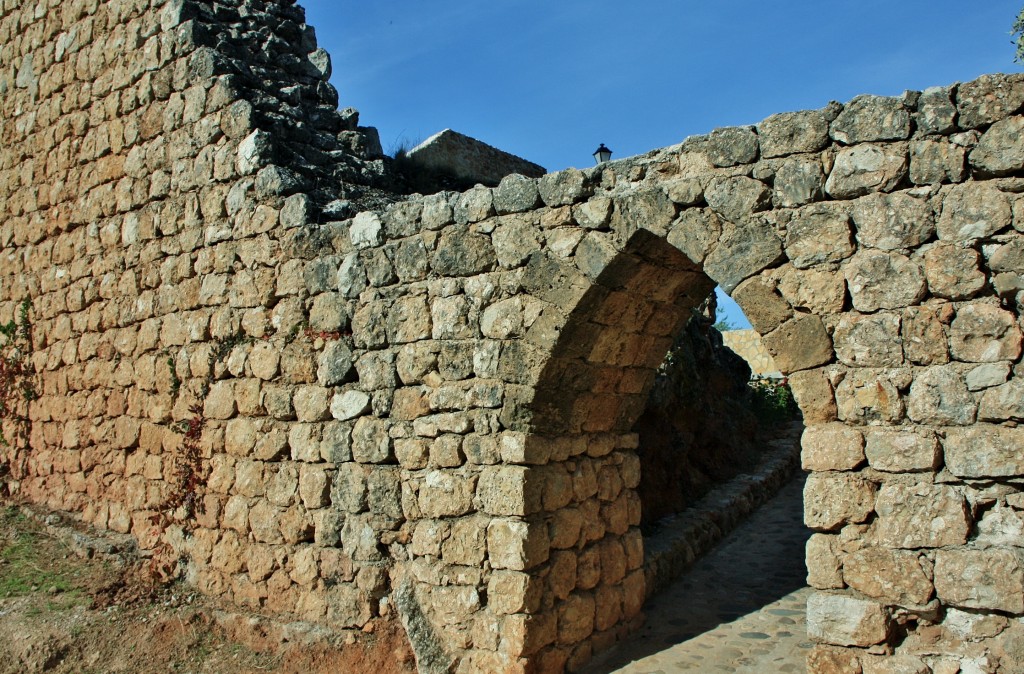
[{"xmin": 586, "ymin": 475, "xmax": 812, "ymax": 673}]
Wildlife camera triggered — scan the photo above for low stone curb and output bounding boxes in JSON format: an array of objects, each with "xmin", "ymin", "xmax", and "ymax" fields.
[{"xmin": 642, "ymin": 421, "xmax": 803, "ymax": 598}]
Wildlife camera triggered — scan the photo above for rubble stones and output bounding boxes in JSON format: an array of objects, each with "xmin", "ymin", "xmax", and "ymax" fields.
[
  {"xmin": 806, "ymin": 593, "xmax": 890, "ymax": 647},
  {"xmin": 825, "ymin": 144, "xmax": 908, "ymax": 199}
]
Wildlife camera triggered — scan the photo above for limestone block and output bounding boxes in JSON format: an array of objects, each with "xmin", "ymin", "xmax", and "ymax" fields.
[
  {"xmin": 703, "ymin": 125, "xmax": 759, "ymax": 167},
  {"xmin": 901, "ymin": 306, "xmax": 949, "ymax": 366},
  {"xmin": 862, "ymin": 655, "xmax": 930, "ymax": 674},
  {"xmin": 298, "ymin": 465, "xmax": 329, "ymax": 508},
  {"xmin": 966, "ymin": 362, "xmax": 1011, "ymax": 391},
  {"xmin": 804, "ymin": 473, "xmax": 877, "ymax": 531},
  {"xmin": 941, "ymin": 607, "xmax": 1011, "ymax": 642},
  {"xmin": 488, "ymin": 570, "xmax": 542, "ymax": 615},
  {"xmin": 351, "ymin": 417, "xmax": 391, "ymax": 464},
  {"xmin": 872, "ymin": 482, "xmax": 969, "ymax": 548},
  {"xmin": 774, "ymin": 157, "xmax": 825, "ymax": 207},
  {"xmin": 538, "ymin": 168, "xmax": 591, "ymax": 207},
  {"xmin": 949, "ymin": 303, "xmax": 1022, "ymax": 363},
  {"xmin": 943, "ymin": 425, "xmax": 1024, "ymax": 478},
  {"xmin": 385, "ymin": 296, "xmax": 431, "ymax": 345},
  {"xmin": 430, "ymin": 295, "xmax": 474, "ymax": 340},
  {"xmin": 475, "ymin": 465, "xmax": 543, "ymax": 516},
  {"xmin": 909, "ymin": 139, "xmax": 967, "ymax": 185},
  {"xmin": 491, "ymin": 217, "xmax": 541, "ymax": 269},
  {"xmin": 703, "ymin": 218, "xmax": 783, "ymax": 293},
  {"xmin": 956, "ymin": 73, "xmax": 1024, "ymax": 129},
  {"xmin": 785, "ymin": 203, "xmax": 854, "ymax": 269},
  {"xmin": 906, "ymin": 364, "xmax": 975, "ymax": 426},
  {"xmin": 979, "ymin": 379, "xmax": 1024, "ymax": 422},
  {"xmin": 419, "ymin": 470, "xmax": 476, "ymax": 518},
  {"xmin": 350, "ymin": 212, "xmax": 383, "ymax": 249},
  {"xmin": 267, "ymin": 464, "xmax": 299, "ymax": 507},
  {"xmin": 923, "ymin": 243, "xmax": 986, "ymax": 300},
  {"xmin": 806, "ymin": 592, "xmax": 890, "ymax": 647},
  {"xmin": 830, "ymin": 95, "xmax": 911, "ymax": 144},
  {"xmin": 762, "ymin": 314, "xmax": 833, "ymax": 374},
  {"xmin": 204, "ymin": 380, "xmax": 236, "ymax": 420},
  {"xmin": 937, "ymin": 183, "xmax": 1012, "ymax": 242},
  {"xmin": 704, "ymin": 175, "xmax": 771, "ymax": 223},
  {"xmin": 843, "ymin": 547, "xmax": 933, "ymax": 606},
  {"xmin": 789, "ymin": 368, "xmax": 838, "ymax": 424},
  {"xmin": 337, "ymin": 253, "xmax": 368, "ymax": 299},
  {"xmin": 248, "ymin": 500, "xmax": 284, "ymax": 544},
  {"xmin": 615, "ymin": 188, "xmax": 677, "ymax": 237},
  {"xmin": 863, "ymin": 428, "xmax": 940, "ymax": 473},
  {"xmin": 431, "ymin": 228, "xmax": 495, "ymax": 277},
  {"xmin": 225, "ymin": 418, "xmax": 257, "ymax": 457},
  {"xmin": 844, "ymin": 250, "xmax": 926, "ymax": 312},
  {"xmin": 316, "ymin": 340, "xmax": 354, "ymax": 386},
  {"xmin": 975, "ymin": 503, "xmax": 1024, "ymax": 548},
  {"xmin": 390, "ymin": 388, "xmax": 430, "ymax": 422},
  {"xmin": 801, "ymin": 423, "xmax": 865, "ymax": 472},
  {"xmin": 289, "ymin": 385, "xmax": 327, "ymax": 423},
  {"xmin": 367, "ymin": 466, "xmax": 402, "ymax": 518},
  {"xmin": 806, "ymin": 646, "xmax": 863, "ymax": 674},
  {"xmin": 916, "ymin": 86, "xmax": 958, "ymax": 135},
  {"xmin": 934, "ymin": 548, "xmax": 1024, "ymax": 613},
  {"xmin": 454, "ymin": 185, "xmax": 495, "ymax": 224},
  {"xmin": 833, "ymin": 313, "xmax": 903, "ymax": 368},
  {"xmin": 825, "ymin": 144, "xmax": 908, "ymax": 200},
  {"xmin": 494, "ymin": 174, "xmax": 542, "ymax": 214},
  {"xmin": 236, "ymin": 129, "xmax": 271, "ymax": 175},
  {"xmin": 806, "ymin": 534, "xmax": 844, "ymax": 589},
  {"xmin": 487, "ymin": 518, "xmax": 549, "ymax": 570},
  {"xmin": 666, "ymin": 208, "xmax": 722, "ymax": 264},
  {"xmin": 573, "ymin": 196, "xmax": 613, "ymax": 230},
  {"xmin": 756, "ymin": 108, "xmax": 832, "ymax": 158},
  {"xmin": 776, "ymin": 266, "xmax": 846, "ymax": 315},
  {"xmin": 851, "ymin": 192, "xmax": 935, "ymax": 251}
]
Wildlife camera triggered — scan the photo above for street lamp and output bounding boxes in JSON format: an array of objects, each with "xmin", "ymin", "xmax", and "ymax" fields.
[{"xmin": 593, "ymin": 143, "xmax": 612, "ymax": 165}]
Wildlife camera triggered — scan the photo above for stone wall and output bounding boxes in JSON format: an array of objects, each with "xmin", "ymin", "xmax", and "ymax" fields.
[
  {"xmin": 2, "ymin": 1, "xmax": 1024, "ymax": 672},
  {"xmin": 721, "ymin": 328, "xmax": 780, "ymax": 377}
]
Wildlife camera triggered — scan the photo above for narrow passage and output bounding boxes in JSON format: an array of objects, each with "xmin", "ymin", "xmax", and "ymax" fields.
[{"xmin": 589, "ymin": 475, "xmax": 811, "ymax": 673}]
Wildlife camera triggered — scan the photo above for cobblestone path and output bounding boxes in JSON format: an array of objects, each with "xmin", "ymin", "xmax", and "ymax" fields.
[{"xmin": 587, "ymin": 474, "xmax": 812, "ymax": 673}]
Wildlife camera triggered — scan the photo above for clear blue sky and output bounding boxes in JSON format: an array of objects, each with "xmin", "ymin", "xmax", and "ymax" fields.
[{"xmin": 301, "ymin": 0, "xmax": 1023, "ymax": 328}]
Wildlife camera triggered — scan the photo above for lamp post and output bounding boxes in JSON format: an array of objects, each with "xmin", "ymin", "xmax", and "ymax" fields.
[{"xmin": 593, "ymin": 143, "xmax": 612, "ymax": 165}]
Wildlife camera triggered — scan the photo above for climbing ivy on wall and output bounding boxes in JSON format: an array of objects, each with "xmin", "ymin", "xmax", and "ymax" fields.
[{"xmin": 0, "ymin": 300, "xmax": 37, "ymax": 481}]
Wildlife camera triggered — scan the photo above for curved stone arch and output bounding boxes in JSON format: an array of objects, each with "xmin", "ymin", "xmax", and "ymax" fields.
[{"xmin": 376, "ymin": 82, "xmax": 1024, "ymax": 672}]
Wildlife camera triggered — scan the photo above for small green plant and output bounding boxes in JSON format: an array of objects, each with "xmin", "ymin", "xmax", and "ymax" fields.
[
  {"xmin": 0, "ymin": 299, "xmax": 37, "ymax": 463},
  {"xmin": 748, "ymin": 377, "xmax": 799, "ymax": 426},
  {"xmin": 166, "ymin": 356, "xmax": 181, "ymax": 398}
]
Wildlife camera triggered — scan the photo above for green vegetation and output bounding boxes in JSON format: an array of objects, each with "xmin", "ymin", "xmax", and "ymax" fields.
[
  {"xmin": 0, "ymin": 507, "xmax": 84, "ymax": 608},
  {"xmin": 1015, "ymin": 8, "xmax": 1024, "ymax": 61},
  {"xmin": 748, "ymin": 377, "xmax": 799, "ymax": 427}
]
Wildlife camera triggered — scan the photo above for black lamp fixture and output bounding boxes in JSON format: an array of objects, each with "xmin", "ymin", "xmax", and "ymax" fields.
[{"xmin": 593, "ymin": 143, "xmax": 612, "ymax": 165}]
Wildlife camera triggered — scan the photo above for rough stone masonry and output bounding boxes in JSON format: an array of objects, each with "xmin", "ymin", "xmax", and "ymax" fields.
[{"xmin": 1, "ymin": 1, "xmax": 1023, "ymax": 672}]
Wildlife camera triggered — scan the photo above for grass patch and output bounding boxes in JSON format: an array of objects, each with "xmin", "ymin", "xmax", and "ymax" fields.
[{"xmin": 0, "ymin": 506, "xmax": 81, "ymax": 600}]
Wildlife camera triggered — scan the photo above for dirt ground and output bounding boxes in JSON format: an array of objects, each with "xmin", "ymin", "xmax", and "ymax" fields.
[{"xmin": 0, "ymin": 505, "xmax": 416, "ymax": 674}]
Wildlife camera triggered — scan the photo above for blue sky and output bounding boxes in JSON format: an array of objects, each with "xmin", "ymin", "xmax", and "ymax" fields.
[{"xmin": 300, "ymin": 0, "xmax": 1023, "ymax": 328}]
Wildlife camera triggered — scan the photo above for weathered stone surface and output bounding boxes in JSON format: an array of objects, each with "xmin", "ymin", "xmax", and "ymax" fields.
[
  {"xmin": 804, "ymin": 473, "xmax": 877, "ymax": 531},
  {"xmin": 833, "ymin": 313, "xmax": 903, "ymax": 368},
  {"xmin": 350, "ymin": 212, "xmax": 384, "ymax": 249},
  {"xmin": 906, "ymin": 364, "xmax": 976, "ymax": 426},
  {"xmin": 909, "ymin": 139, "xmax": 967, "ymax": 185},
  {"xmin": 949, "ymin": 303, "xmax": 1022, "ymax": 363},
  {"xmin": 916, "ymin": 86, "xmax": 958, "ymax": 135},
  {"xmin": 806, "ymin": 593, "xmax": 890, "ymax": 647},
  {"xmin": 806, "ymin": 534, "xmax": 844, "ymax": 589},
  {"xmin": 872, "ymin": 482, "xmax": 970, "ymax": 548},
  {"xmin": 975, "ymin": 504, "xmax": 1024, "ymax": 548},
  {"xmin": 487, "ymin": 519, "xmax": 548, "ymax": 570},
  {"xmin": 844, "ymin": 250, "xmax": 926, "ymax": 312},
  {"xmin": 476, "ymin": 466, "xmax": 543, "ymax": 517},
  {"xmin": 785, "ymin": 204, "xmax": 854, "ymax": 269},
  {"xmin": 971, "ymin": 116, "xmax": 1024, "ymax": 176},
  {"xmin": 789, "ymin": 368, "xmax": 838, "ymax": 424},
  {"xmin": 762, "ymin": 314, "xmax": 833, "ymax": 374},
  {"xmin": 666, "ymin": 208, "xmax": 721, "ymax": 264},
  {"xmin": 704, "ymin": 126, "xmax": 759, "ymax": 167},
  {"xmin": 937, "ymin": 183, "xmax": 1012, "ymax": 241},
  {"xmin": 494, "ymin": 174, "xmax": 542, "ymax": 214},
  {"xmin": 934, "ymin": 549, "xmax": 1024, "ymax": 613},
  {"xmin": 801, "ymin": 423, "xmax": 865, "ymax": 472},
  {"xmin": 703, "ymin": 218, "xmax": 783, "ymax": 292},
  {"xmin": 979, "ymin": 379, "xmax": 1024, "ymax": 421},
  {"xmin": 835, "ymin": 370, "xmax": 905, "ymax": 425},
  {"xmin": 454, "ymin": 185, "xmax": 495, "ymax": 224},
  {"xmin": 966, "ymin": 362, "xmax": 1011, "ymax": 391},
  {"xmin": 615, "ymin": 189, "xmax": 676, "ymax": 237},
  {"xmin": 730, "ymin": 276, "xmax": 792, "ymax": 335},
  {"xmin": 431, "ymin": 228, "xmax": 495, "ymax": 276},
  {"xmin": 843, "ymin": 547, "xmax": 933, "ymax": 606},
  {"xmin": 901, "ymin": 306, "xmax": 949, "ymax": 366},
  {"xmin": 944, "ymin": 425, "xmax": 1024, "ymax": 478},
  {"xmin": 538, "ymin": 168, "xmax": 590, "ymax": 207},
  {"xmin": 851, "ymin": 192, "xmax": 935, "ymax": 251},
  {"xmin": 863, "ymin": 428, "xmax": 940, "ymax": 473},
  {"xmin": 825, "ymin": 144, "xmax": 907, "ymax": 200},
  {"xmin": 774, "ymin": 157, "xmax": 826, "ymax": 207},
  {"xmin": 923, "ymin": 243, "xmax": 986, "ymax": 300},
  {"xmin": 830, "ymin": 95, "xmax": 911, "ymax": 144},
  {"xmin": 407, "ymin": 129, "xmax": 544, "ymax": 187},
  {"xmin": 956, "ymin": 74, "xmax": 1024, "ymax": 129},
  {"xmin": 757, "ymin": 108, "xmax": 832, "ymax": 158},
  {"xmin": 331, "ymin": 390, "xmax": 371, "ymax": 421},
  {"xmin": 806, "ymin": 646, "xmax": 863, "ymax": 674},
  {"xmin": 776, "ymin": 266, "xmax": 847, "ymax": 315},
  {"xmin": 704, "ymin": 176, "xmax": 771, "ymax": 223}
]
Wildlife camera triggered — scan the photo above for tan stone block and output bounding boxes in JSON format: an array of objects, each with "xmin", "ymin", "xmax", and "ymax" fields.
[
  {"xmin": 557, "ymin": 592, "xmax": 595, "ymax": 645},
  {"xmin": 476, "ymin": 465, "xmax": 544, "ymax": 517},
  {"xmin": 203, "ymin": 380, "xmax": 236, "ymax": 420},
  {"xmin": 487, "ymin": 518, "xmax": 549, "ymax": 570},
  {"xmin": 488, "ymin": 570, "xmax": 542, "ymax": 615},
  {"xmin": 934, "ymin": 548, "xmax": 1024, "ymax": 613},
  {"xmin": 843, "ymin": 547, "xmax": 933, "ymax": 606},
  {"xmin": 806, "ymin": 534, "xmax": 845, "ymax": 589},
  {"xmin": 298, "ymin": 465, "xmax": 329, "ymax": 508},
  {"xmin": 872, "ymin": 482, "xmax": 969, "ymax": 548},
  {"xmin": 802, "ymin": 423, "xmax": 865, "ymax": 471},
  {"xmin": 807, "ymin": 592, "xmax": 890, "ymax": 647},
  {"xmin": 804, "ymin": 473, "xmax": 877, "ymax": 531},
  {"xmin": 789, "ymin": 368, "xmax": 838, "ymax": 423}
]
